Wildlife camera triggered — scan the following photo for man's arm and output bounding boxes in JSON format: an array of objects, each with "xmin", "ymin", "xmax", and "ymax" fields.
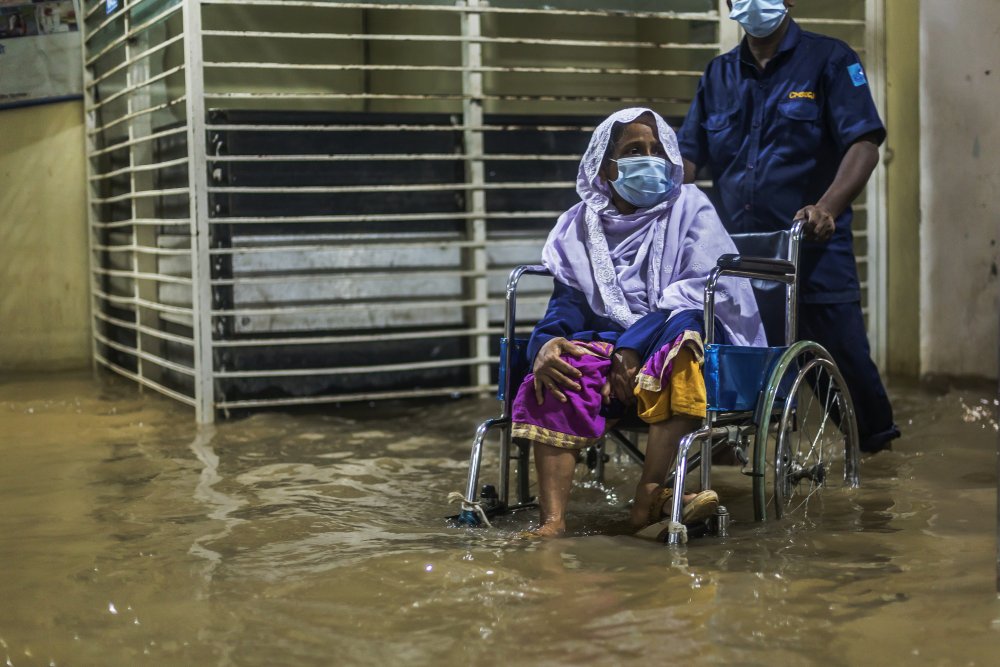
[
  {"xmin": 678, "ymin": 75, "xmax": 711, "ymax": 184},
  {"xmin": 682, "ymin": 158, "xmax": 698, "ymax": 185},
  {"xmin": 795, "ymin": 131, "xmax": 880, "ymax": 241}
]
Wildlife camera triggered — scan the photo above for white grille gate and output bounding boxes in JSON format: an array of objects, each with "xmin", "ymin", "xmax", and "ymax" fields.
[{"xmin": 81, "ymin": 0, "xmax": 884, "ymax": 422}]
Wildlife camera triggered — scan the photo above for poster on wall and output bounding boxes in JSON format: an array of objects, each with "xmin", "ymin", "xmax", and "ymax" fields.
[{"xmin": 0, "ymin": 0, "xmax": 82, "ymax": 109}]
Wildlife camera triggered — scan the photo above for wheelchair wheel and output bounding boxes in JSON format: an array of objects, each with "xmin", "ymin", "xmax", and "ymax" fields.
[{"xmin": 751, "ymin": 341, "xmax": 860, "ymax": 521}]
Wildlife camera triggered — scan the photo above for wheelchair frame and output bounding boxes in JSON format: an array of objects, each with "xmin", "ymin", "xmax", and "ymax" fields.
[{"xmin": 456, "ymin": 221, "xmax": 861, "ymax": 544}]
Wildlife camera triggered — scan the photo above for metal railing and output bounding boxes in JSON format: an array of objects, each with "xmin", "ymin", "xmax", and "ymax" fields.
[{"xmin": 81, "ymin": 0, "xmax": 879, "ymax": 422}]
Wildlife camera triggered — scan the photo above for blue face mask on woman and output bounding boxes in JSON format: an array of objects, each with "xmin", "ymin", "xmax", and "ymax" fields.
[
  {"xmin": 729, "ymin": 0, "xmax": 788, "ymax": 38},
  {"xmin": 610, "ymin": 156, "xmax": 673, "ymax": 209}
]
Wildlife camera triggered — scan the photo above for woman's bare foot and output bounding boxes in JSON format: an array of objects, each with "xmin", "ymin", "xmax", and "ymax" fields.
[
  {"xmin": 629, "ymin": 482, "xmax": 662, "ymax": 529},
  {"xmin": 527, "ymin": 521, "xmax": 566, "ymax": 538}
]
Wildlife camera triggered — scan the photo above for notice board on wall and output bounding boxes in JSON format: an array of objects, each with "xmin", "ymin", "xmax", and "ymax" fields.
[{"xmin": 0, "ymin": 0, "xmax": 82, "ymax": 109}]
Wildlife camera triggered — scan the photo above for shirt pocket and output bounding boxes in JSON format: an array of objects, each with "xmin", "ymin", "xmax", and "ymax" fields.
[
  {"xmin": 776, "ymin": 99, "xmax": 823, "ymax": 157},
  {"xmin": 701, "ymin": 107, "xmax": 741, "ymax": 166}
]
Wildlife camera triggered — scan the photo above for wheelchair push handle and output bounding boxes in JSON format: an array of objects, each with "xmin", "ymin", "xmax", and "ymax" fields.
[
  {"xmin": 717, "ymin": 219, "xmax": 805, "ymax": 277},
  {"xmin": 704, "ymin": 220, "xmax": 805, "ymax": 347}
]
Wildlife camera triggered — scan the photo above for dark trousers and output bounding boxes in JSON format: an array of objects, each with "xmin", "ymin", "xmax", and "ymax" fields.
[{"xmin": 798, "ymin": 301, "xmax": 900, "ymax": 453}]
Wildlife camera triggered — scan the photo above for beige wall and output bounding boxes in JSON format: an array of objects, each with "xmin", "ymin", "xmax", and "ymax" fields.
[
  {"xmin": 0, "ymin": 100, "xmax": 90, "ymax": 372},
  {"xmin": 885, "ymin": 0, "xmax": 921, "ymax": 379},
  {"xmin": 919, "ymin": 0, "xmax": 1000, "ymax": 381}
]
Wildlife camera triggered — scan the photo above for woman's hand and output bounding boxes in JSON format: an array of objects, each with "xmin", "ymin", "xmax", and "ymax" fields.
[
  {"xmin": 532, "ymin": 337, "xmax": 586, "ymax": 405},
  {"xmin": 607, "ymin": 348, "xmax": 640, "ymax": 407}
]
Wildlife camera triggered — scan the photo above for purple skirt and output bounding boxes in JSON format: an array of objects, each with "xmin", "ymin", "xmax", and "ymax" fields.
[
  {"xmin": 510, "ymin": 340, "xmax": 615, "ymax": 450},
  {"xmin": 511, "ymin": 333, "xmax": 703, "ymax": 450}
]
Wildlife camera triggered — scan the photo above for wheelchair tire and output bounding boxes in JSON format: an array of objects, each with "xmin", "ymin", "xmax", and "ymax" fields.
[{"xmin": 751, "ymin": 341, "xmax": 861, "ymax": 521}]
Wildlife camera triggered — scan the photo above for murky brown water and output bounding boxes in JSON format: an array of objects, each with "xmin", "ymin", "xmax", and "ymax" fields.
[{"xmin": 1, "ymin": 372, "xmax": 998, "ymax": 666}]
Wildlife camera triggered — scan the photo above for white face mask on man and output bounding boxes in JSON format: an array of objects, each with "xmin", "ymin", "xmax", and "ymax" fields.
[{"xmin": 729, "ymin": 0, "xmax": 788, "ymax": 38}]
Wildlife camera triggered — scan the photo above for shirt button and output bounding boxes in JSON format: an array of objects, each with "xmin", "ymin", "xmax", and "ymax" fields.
[
  {"xmin": 752, "ymin": 121, "xmax": 760, "ymax": 128},
  {"xmin": 748, "ymin": 163, "xmax": 756, "ymax": 170},
  {"xmin": 744, "ymin": 204, "xmax": 752, "ymax": 211}
]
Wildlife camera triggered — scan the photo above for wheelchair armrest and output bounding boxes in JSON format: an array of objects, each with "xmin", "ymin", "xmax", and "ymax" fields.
[
  {"xmin": 704, "ymin": 256, "xmax": 797, "ymax": 346},
  {"xmin": 500, "ymin": 264, "xmax": 553, "ymax": 410},
  {"xmin": 716, "ymin": 254, "xmax": 795, "ymax": 278},
  {"xmin": 506, "ymin": 264, "xmax": 552, "ymax": 294}
]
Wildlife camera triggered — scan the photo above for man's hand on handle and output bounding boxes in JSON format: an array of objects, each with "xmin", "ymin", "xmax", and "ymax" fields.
[{"xmin": 794, "ymin": 204, "xmax": 836, "ymax": 242}]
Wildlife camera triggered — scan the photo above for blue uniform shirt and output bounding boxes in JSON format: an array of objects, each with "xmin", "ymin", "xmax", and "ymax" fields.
[{"xmin": 678, "ymin": 20, "xmax": 885, "ymax": 304}]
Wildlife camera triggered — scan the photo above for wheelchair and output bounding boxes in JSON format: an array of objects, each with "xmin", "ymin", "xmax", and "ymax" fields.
[{"xmin": 452, "ymin": 221, "xmax": 861, "ymax": 545}]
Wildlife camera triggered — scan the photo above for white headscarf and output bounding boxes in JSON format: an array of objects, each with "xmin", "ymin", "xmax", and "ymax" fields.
[{"xmin": 541, "ymin": 107, "xmax": 766, "ymax": 347}]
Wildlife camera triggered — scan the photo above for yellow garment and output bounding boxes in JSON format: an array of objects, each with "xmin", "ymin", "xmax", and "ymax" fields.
[{"xmin": 634, "ymin": 344, "xmax": 707, "ymax": 423}]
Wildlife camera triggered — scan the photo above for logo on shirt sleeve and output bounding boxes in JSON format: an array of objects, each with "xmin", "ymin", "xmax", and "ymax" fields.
[{"xmin": 847, "ymin": 62, "xmax": 868, "ymax": 87}]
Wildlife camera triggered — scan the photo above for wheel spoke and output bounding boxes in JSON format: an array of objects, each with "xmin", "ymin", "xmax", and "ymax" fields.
[
  {"xmin": 796, "ymin": 371, "xmax": 845, "ymax": 503},
  {"xmin": 803, "ymin": 370, "xmax": 835, "ymax": 465},
  {"xmin": 754, "ymin": 346, "xmax": 859, "ymax": 522},
  {"xmin": 787, "ymin": 475, "xmax": 825, "ymax": 516},
  {"xmin": 778, "ymin": 364, "xmax": 848, "ymax": 512}
]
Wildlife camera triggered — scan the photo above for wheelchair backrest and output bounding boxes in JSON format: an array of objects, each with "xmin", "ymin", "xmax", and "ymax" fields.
[{"xmin": 729, "ymin": 229, "xmax": 793, "ymax": 347}]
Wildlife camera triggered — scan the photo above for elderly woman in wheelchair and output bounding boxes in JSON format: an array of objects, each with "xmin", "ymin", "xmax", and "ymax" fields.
[
  {"xmin": 453, "ymin": 107, "xmax": 862, "ymax": 543},
  {"xmin": 507, "ymin": 108, "xmax": 766, "ymax": 537}
]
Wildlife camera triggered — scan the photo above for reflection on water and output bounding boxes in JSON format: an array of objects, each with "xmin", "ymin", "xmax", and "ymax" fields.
[{"xmin": 0, "ymin": 372, "xmax": 997, "ymax": 666}]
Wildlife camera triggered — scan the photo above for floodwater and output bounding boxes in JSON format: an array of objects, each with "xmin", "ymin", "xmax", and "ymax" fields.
[{"xmin": 1, "ymin": 372, "xmax": 998, "ymax": 667}]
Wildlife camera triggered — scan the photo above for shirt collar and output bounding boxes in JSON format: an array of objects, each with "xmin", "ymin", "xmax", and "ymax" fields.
[{"xmin": 738, "ymin": 18, "xmax": 802, "ymax": 69}]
